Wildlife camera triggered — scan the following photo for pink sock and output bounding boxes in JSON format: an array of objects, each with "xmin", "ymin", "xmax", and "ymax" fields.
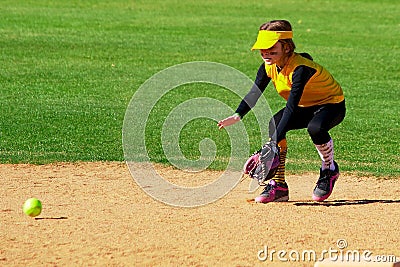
[{"xmin": 314, "ymin": 139, "xmax": 335, "ymax": 171}]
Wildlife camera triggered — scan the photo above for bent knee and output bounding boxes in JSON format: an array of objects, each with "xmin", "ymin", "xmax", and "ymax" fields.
[
  {"xmin": 307, "ymin": 122, "xmax": 324, "ymax": 136},
  {"xmin": 307, "ymin": 122, "xmax": 331, "ymax": 144}
]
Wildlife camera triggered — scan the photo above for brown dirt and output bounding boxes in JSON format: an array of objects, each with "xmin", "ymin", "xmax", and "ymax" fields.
[{"xmin": 1, "ymin": 162, "xmax": 399, "ymax": 266}]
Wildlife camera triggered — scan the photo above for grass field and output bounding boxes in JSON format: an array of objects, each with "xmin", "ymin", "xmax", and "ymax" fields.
[{"xmin": 1, "ymin": 0, "xmax": 399, "ymax": 177}]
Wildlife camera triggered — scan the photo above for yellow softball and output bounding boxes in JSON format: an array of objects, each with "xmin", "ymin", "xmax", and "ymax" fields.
[{"xmin": 23, "ymin": 198, "xmax": 42, "ymax": 217}]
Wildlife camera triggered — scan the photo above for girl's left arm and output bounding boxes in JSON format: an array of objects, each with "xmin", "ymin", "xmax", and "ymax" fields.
[{"xmin": 273, "ymin": 65, "xmax": 316, "ymax": 141}]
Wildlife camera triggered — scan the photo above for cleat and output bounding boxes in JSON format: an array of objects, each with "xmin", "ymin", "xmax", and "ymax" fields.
[
  {"xmin": 255, "ymin": 180, "xmax": 289, "ymax": 203},
  {"xmin": 312, "ymin": 161, "xmax": 339, "ymax": 201}
]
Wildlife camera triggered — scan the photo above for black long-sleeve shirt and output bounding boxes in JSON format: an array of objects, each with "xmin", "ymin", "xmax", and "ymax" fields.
[{"xmin": 235, "ymin": 53, "xmax": 316, "ymax": 141}]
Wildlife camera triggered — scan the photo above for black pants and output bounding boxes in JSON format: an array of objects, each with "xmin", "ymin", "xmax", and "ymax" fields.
[{"xmin": 269, "ymin": 100, "xmax": 346, "ymax": 145}]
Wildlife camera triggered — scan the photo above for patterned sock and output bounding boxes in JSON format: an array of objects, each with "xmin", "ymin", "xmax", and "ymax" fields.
[
  {"xmin": 273, "ymin": 139, "xmax": 287, "ymax": 184},
  {"xmin": 314, "ymin": 139, "xmax": 335, "ymax": 171}
]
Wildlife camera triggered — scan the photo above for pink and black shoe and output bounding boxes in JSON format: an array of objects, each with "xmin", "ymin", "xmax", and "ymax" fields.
[
  {"xmin": 255, "ymin": 180, "xmax": 289, "ymax": 203},
  {"xmin": 312, "ymin": 161, "xmax": 339, "ymax": 201}
]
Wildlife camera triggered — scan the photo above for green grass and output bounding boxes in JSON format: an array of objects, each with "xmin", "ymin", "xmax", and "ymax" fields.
[{"xmin": 1, "ymin": 0, "xmax": 399, "ymax": 177}]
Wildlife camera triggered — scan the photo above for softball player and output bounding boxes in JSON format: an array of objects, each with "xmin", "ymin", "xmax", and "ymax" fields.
[{"xmin": 218, "ymin": 20, "xmax": 346, "ymax": 203}]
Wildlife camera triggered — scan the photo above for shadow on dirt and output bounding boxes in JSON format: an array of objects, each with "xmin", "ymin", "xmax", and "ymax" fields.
[
  {"xmin": 293, "ymin": 199, "xmax": 400, "ymax": 207},
  {"xmin": 34, "ymin": 216, "xmax": 68, "ymax": 220}
]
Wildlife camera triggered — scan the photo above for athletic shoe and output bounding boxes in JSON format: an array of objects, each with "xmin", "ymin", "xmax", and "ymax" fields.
[
  {"xmin": 254, "ymin": 180, "xmax": 289, "ymax": 203},
  {"xmin": 312, "ymin": 161, "xmax": 339, "ymax": 201}
]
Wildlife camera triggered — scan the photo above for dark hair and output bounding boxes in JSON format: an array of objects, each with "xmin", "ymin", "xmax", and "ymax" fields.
[{"xmin": 259, "ymin": 20, "xmax": 296, "ymax": 55}]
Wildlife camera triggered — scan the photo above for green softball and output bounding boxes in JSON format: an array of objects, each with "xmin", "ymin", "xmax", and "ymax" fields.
[{"xmin": 23, "ymin": 198, "xmax": 42, "ymax": 217}]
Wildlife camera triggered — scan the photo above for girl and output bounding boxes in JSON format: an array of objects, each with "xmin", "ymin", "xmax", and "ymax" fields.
[{"xmin": 218, "ymin": 20, "xmax": 346, "ymax": 203}]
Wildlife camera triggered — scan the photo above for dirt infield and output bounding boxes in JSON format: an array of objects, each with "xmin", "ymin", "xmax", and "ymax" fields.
[{"xmin": 1, "ymin": 162, "xmax": 399, "ymax": 266}]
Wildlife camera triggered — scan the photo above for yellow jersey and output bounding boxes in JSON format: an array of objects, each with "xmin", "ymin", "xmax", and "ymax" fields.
[{"xmin": 265, "ymin": 53, "xmax": 344, "ymax": 107}]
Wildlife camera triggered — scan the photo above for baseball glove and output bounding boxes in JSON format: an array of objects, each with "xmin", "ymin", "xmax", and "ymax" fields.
[{"xmin": 242, "ymin": 141, "xmax": 280, "ymax": 185}]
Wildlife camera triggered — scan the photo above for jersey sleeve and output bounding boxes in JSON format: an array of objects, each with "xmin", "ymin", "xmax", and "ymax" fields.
[
  {"xmin": 235, "ymin": 63, "xmax": 271, "ymax": 118},
  {"xmin": 274, "ymin": 65, "xmax": 317, "ymax": 141}
]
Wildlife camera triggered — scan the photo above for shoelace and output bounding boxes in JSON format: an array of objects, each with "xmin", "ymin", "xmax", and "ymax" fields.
[
  {"xmin": 317, "ymin": 170, "xmax": 333, "ymax": 189},
  {"xmin": 261, "ymin": 183, "xmax": 274, "ymax": 195}
]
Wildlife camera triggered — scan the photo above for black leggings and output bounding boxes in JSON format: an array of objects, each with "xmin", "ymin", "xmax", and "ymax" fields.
[{"xmin": 269, "ymin": 100, "xmax": 346, "ymax": 145}]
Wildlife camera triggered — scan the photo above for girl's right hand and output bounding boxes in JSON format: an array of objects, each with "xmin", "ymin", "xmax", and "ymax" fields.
[{"xmin": 217, "ymin": 114, "xmax": 241, "ymax": 129}]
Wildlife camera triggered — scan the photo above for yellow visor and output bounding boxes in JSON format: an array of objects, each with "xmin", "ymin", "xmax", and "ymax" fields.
[{"xmin": 251, "ymin": 30, "xmax": 293, "ymax": 50}]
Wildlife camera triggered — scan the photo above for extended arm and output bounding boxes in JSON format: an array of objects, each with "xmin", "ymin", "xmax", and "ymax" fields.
[
  {"xmin": 235, "ymin": 63, "xmax": 271, "ymax": 118},
  {"xmin": 218, "ymin": 63, "xmax": 271, "ymax": 129}
]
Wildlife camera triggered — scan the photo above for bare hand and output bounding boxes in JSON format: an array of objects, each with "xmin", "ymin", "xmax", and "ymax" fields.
[{"xmin": 217, "ymin": 114, "xmax": 241, "ymax": 129}]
